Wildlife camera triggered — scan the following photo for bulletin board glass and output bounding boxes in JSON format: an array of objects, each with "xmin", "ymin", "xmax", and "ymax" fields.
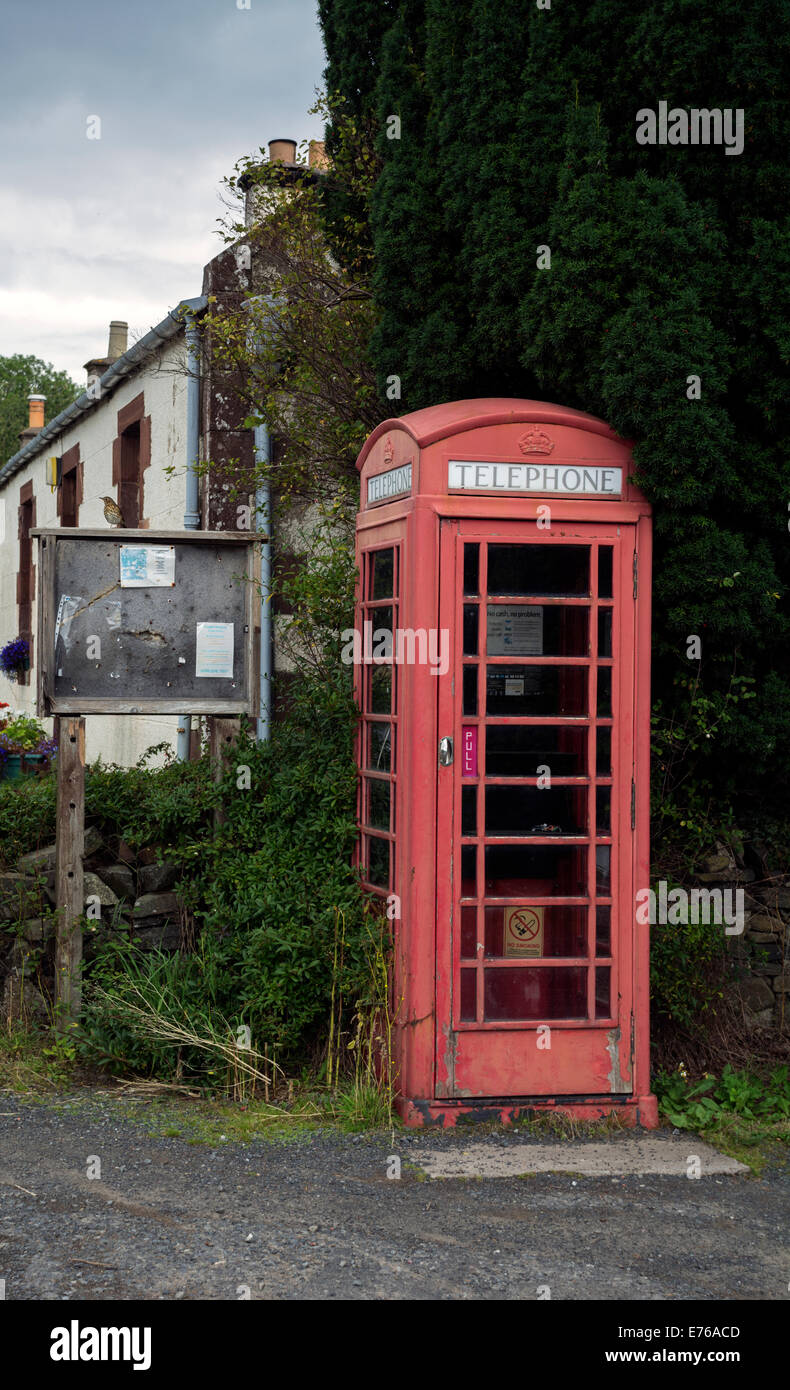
[{"xmin": 33, "ymin": 529, "xmax": 260, "ymax": 716}]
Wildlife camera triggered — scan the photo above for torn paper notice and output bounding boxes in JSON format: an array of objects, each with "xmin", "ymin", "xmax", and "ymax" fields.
[
  {"xmin": 119, "ymin": 544, "xmax": 175, "ymax": 587},
  {"xmin": 54, "ymin": 594, "xmax": 83, "ymax": 653},
  {"xmin": 195, "ymin": 622, "xmax": 234, "ymax": 678},
  {"xmin": 102, "ymin": 600, "xmax": 122, "ymax": 630}
]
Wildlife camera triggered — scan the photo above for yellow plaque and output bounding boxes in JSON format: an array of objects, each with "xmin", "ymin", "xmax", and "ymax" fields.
[{"xmin": 503, "ymin": 905, "xmax": 544, "ymax": 958}]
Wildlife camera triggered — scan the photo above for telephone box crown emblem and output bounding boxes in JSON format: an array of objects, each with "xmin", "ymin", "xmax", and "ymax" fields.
[
  {"xmin": 383, "ymin": 436, "xmax": 395, "ymax": 464},
  {"xmin": 518, "ymin": 427, "xmax": 554, "ymax": 456}
]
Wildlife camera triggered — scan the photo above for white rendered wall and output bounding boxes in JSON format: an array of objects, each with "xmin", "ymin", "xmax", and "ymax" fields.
[{"xmin": 0, "ymin": 337, "xmax": 190, "ymax": 768}]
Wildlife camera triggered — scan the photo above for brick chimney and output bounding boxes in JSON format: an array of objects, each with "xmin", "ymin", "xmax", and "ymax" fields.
[
  {"xmin": 18, "ymin": 394, "xmax": 46, "ymax": 444},
  {"xmin": 84, "ymin": 320, "xmax": 128, "ymax": 382},
  {"xmin": 240, "ymin": 137, "xmax": 325, "ymax": 226}
]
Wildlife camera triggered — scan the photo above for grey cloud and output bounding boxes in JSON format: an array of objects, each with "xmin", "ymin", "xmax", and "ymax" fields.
[{"xmin": 0, "ymin": 0, "xmax": 325, "ymax": 380}]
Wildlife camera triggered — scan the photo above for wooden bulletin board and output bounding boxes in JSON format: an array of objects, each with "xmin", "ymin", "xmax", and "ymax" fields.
[{"xmin": 32, "ymin": 529, "xmax": 260, "ymax": 716}]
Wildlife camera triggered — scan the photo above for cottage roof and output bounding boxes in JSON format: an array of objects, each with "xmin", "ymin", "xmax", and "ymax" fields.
[{"xmin": 0, "ymin": 295, "xmax": 207, "ymax": 487}]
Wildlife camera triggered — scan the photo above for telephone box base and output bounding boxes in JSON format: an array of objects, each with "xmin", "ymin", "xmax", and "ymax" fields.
[{"xmin": 398, "ymin": 1093, "xmax": 659, "ymax": 1130}]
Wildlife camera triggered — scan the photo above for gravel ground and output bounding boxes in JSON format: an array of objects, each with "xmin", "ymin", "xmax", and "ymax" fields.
[{"xmin": 0, "ymin": 1091, "xmax": 786, "ymax": 1300}]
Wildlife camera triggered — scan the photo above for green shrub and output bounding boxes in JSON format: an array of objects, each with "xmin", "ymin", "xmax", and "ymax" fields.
[
  {"xmin": 649, "ymin": 908, "xmax": 725, "ymax": 1033},
  {"xmin": 79, "ymin": 716, "xmax": 372, "ymax": 1080},
  {"xmin": 655, "ymin": 1064, "xmax": 790, "ymax": 1130},
  {"xmin": 0, "ymin": 778, "xmax": 56, "ymax": 870},
  {"xmin": 79, "ymin": 510, "xmax": 377, "ymax": 1085},
  {"xmin": 84, "ymin": 751, "xmax": 216, "ymax": 851}
]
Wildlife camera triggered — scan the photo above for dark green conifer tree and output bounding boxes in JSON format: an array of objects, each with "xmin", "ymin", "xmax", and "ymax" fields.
[{"xmin": 318, "ymin": 0, "xmax": 790, "ymax": 820}]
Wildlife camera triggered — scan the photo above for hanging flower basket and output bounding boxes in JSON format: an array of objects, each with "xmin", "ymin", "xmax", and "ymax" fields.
[{"xmin": 0, "ymin": 638, "xmax": 30, "ymax": 682}]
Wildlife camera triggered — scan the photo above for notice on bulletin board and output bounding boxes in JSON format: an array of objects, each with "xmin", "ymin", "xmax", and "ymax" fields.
[
  {"xmin": 487, "ymin": 605, "xmax": 543, "ymax": 656},
  {"xmin": 195, "ymin": 622, "xmax": 234, "ymax": 678},
  {"xmin": 503, "ymin": 905, "xmax": 544, "ymax": 958},
  {"xmin": 119, "ymin": 544, "xmax": 175, "ymax": 587}
]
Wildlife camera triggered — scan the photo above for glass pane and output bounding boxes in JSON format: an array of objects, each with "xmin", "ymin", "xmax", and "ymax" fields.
[
  {"xmin": 598, "ymin": 546, "xmax": 613, "ymax": 598},
  {"xmin": 596, "ymin": 845, "xmax": 611, "ymax": 894},
  {"xmin": 486, "ymin": 724, "xmax": 587, "ymax": 778},
  {"xmin": 486, "ymin": 665, "xmax": 588, "ymax": 717},
  {"xmin": 366, "ymin": 836, "xmax": 389, "ymax": 889},
  {"xmin": 368, "ymin": 606, "xmax": 393, "ymax": 652},
  {"xmin": 596, "ymin": 725, "xmax": 611, "ymax": 776},
  {"xmin": 463, "ymin": 665, "xmax": 478, "ymax": 715},
  {"xmin": 485, "ymin": 785, "xmax": 587, "ymax": 838},
  {"xmin": 595, "ymin": 966, "xmax": 611, "ymax": 1019},
  {"xmin": 484, "ymin": 845, "xmax": 587, "ymax": 897},
  {"xmin": 367, "ymin": 778, "xmax": 390, "ymax": 831},
  {"xmin": 460, "ymin": 968, "xmax": 477, "ymax": 1022},
  {"xmin": 598, "ymin": 608, "xmax": 613, "ymax": 659},
  {"xmin": 485, "ymin": 905, "xmax": 588, "ymax": 959},
  {"xmin": 461, "ymin": 905, "xmax": 477, "ymax": 959},
  {"xmin": 487, "ymin": 544, "xmax": 589, "ymax": 596},
  {"xmin": 464, "ymin": 543, "xmax": 479, "ymax": 595},
  {"xmin": 367, "ymin": 722, "xmax": 391, "ymax": 772},
  {"xmin": 484, "ymin": 966, "xmax": 587, "ymax": 1021},
  {"xmin": 596, "ymin": 784, "xmax": 611, "ymax": 834},
  {"xmin": 487, "ymin": 604, "xmax": 589, "ymax": 658},
  {"xmin": 369, "ymin": 663, "xmax": 392, "ymax": 714},
  {"xmin": 462, "ymin": 785, "xmax": 477, "ymax": 836},
  {"xmin": 461, "ymin": 846, "xmax": 477, "ymax": 898},
  {"xmin": 596, "ymin": 905, "xmax": 611, "ymax": 955},
  {"xmin": 369, "ymin": 548, "xmax": 394, "ymax": 601},
  {"xmin": 463, "ymin": 604, "xmax": 479, "ymax": 655},
  {"xmin": 597, "ymin": 667, "xmax": 612, "ymax": 718}
]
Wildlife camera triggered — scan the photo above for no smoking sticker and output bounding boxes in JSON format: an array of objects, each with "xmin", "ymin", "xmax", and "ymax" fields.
[{"xmin": 503, "ymin": 905, "xmax": 544, "ymax": 958}]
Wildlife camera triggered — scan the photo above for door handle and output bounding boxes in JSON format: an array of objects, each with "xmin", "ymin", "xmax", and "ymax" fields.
[{"xmin": 438, "ymin": 736, "xmax": 453, "ymax": 767}]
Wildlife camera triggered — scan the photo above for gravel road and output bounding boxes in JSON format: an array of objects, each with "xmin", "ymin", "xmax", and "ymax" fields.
[{"xmin": 1, "ymin": 1092, "xmax": 786, "ymax": 1300}]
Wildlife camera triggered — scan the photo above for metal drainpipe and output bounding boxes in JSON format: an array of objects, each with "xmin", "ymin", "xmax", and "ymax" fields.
[
  {"xmin": 177, "ymin": 308, "xmax": 202, "ymax": 761},
  {"xmin": 254, "ymin": 421, "xmax": 272, "ymax": 742}
]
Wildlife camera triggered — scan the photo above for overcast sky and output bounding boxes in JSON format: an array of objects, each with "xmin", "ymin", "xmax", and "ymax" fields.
[{"xmin": 0, "ymin": 0, "xmax": 325, "ymax": 387}]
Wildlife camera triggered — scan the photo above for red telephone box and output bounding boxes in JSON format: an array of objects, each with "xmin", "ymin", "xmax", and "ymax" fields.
[{"xmin": 354, "ymin": 399, "xmax": 657, "ymax": 1128}]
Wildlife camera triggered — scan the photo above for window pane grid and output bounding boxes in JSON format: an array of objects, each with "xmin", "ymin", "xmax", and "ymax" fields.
[
  {"xmin": 359, "ymin": 545, "xmax": 400, "ymax": 894},
  {"xmin": 455, "ymin": 538, "xmax": 618, "ymax": 1026}
]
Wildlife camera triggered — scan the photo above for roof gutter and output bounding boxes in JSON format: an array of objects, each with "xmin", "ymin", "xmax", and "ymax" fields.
[{"xmin": 0, "ymin": 295, "xmax": 208, "ymax": 487}]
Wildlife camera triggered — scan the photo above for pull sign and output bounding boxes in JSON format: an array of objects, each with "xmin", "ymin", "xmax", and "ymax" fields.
[
  {"xmin": 439, "ymin": 736, "xmax": 454, "ymax": 767},
  {"xmin": 461, "ymin": 727, "xmax": 477, "ymax": 777}
]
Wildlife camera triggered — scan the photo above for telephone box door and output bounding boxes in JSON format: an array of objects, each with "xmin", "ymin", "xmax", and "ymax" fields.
[{"xmin": 435, "ymin": 519, "xmax": 637, "ymax": 1099}]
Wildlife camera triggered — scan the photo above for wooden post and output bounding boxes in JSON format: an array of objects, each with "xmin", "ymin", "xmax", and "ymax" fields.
[
  {"xmin": 209, "ymin": 717, "xmax": 239, "ymax": 830},
  {"xmin": 55, "ymin": 716, "xmax": 85, "ymax": 1029}
]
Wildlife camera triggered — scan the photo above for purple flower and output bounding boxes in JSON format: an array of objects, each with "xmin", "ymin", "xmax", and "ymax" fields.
[{"xmin": 0, "ymin": 638, "xmax": 30, "ymax": 676}]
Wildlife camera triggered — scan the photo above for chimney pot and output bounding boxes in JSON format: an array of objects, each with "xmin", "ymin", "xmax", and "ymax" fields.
[
  {"xmin": 268, "ymin": 138, "xmax": 297, "ymax": 165},
  {"xmin": 108, "ymin": 320, "xmax": 128, "ymax": 359},
  {"xmin": 308, "ymin": 140, "xmax": 329, "ymax": 171},
  {"xmin": 28, "ymin": 394, "xmax": 46, "ymax": 431}
]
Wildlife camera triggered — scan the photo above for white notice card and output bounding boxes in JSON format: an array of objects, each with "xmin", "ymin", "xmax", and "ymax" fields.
[
  {"xmin": 487, "ymin": 605, "xmax": 543, "ymax": 656},
  {"xmin": 119, "ymin": 545, "xmax": 175, "ymax": 587},
  {"xmin": 195, "ymin": 622, "xmax": 234, "ymax": 678}
]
